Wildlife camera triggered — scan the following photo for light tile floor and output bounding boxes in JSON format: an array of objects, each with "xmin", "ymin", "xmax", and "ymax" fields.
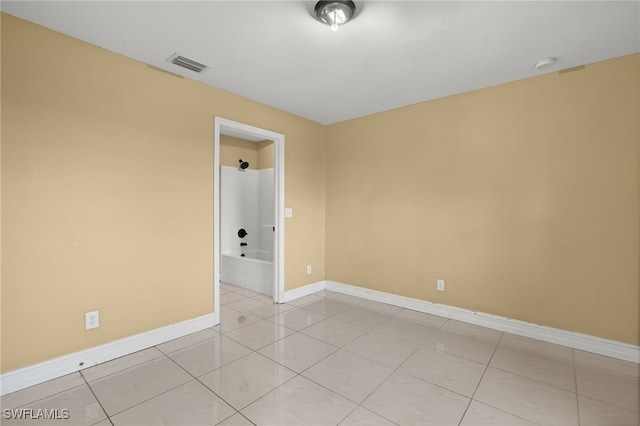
[{"xmin": 2, "ymin": 283, "xmax": 638, "ymax": 426}]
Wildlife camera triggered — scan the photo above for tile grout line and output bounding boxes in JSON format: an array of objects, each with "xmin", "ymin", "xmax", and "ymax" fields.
[
  {"xmin": 277, "ymin": 293, "xmax": 471, "ymax": 424},
  {"xmin": 0, "ymin": 380, "xmax": 87, "ymax": 416},
  {"xmin": 7, "ymin": 283, "xmax": 632, "ymax": 425},
  {"xmin": 572, "ymin": 348, "xmax": 581, "ymax": 426},
  {"xmin": 85, "ymin": 328, "xmax": 254, "ymax": 424},
  {"xmin": 112, "ymin": 286, "xmax": 640, "ymax": 424},
  {"xmin": 570, "ymin": 353, "xmax": 640, "ymax": 415},
  {"xmin": 80, "ymin": 370, "xmax": 114, "ymax": 426},
  {"xmin": 335, "ymin": 327, "xmax": 432, "ymax": 426},
  {"xmin": 162, "ymin": 345, "xmax": 257, "ymax": 425},
  {"xmin": 284, "ymin": 336, "xmax": 400, "ymax": 425},
  {"xmin": 154, "ymin": 330, "xmax": 220, "ymax": 357},
  {"xmin": 219, "ymin": 299, "xmax": 354, "ymax": 422},
  {"xmin": 232, "ymin": 289, "xmax": 399, "ymax": 425},
  {"xmin": 481, "ymin": 352, "xmax": 582, "ymax": 394},
  {"xmin": 78, "ymin": 349, "xmax": 166, "ymax": 384},
  {"xmin": 461, "ymin": 333, "xmax": 567, "ymax": 426},
  {"xmin": 457, "ymin": 330, "xmax": 505, "ymax": 426},
  {"xmin": 89, "ymin": 355, "xmax": 204, "ymax": 420},
  {"xmin": 211, "ymin": 349, "xmax": 300, "ymax": 423},
  {"xmin": 212, "ymin": 288, "xmax": 323, "ymax": 423}
]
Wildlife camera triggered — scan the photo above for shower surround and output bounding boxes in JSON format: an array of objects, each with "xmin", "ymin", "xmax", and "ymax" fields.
[{"xmin": 220, "ymin": 165, "xmax": 275, "ymax": 295}]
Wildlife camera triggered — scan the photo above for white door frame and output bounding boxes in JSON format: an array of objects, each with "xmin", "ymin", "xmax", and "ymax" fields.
[{"xmin": 214, "ymin": 117, "xmax": 285, "ymax": 317}]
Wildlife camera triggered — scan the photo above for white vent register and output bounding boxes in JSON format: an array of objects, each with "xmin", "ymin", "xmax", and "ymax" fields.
[{"xmin": 167, "ymin": 53, "xmax": 209, "ymax": 73}]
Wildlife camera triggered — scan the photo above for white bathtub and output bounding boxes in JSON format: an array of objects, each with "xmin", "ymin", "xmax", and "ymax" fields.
[{"xmin": 221, "ymin": 250, "xmax": 274, "ymax": 296}]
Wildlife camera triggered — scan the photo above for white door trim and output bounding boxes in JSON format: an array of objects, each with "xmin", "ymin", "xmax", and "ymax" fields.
[{"xmin": 214, "ymin": 117, "xmax": 285, "ymax": 307}]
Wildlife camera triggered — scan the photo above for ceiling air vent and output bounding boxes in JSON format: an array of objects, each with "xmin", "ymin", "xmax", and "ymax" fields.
[{"xmin": 167, "ymin": 53, "xmax": 209, "ymax": 73}]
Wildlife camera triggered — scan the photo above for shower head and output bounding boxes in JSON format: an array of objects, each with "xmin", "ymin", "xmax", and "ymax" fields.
[{"xmin": 239, "ymin": 159, "xmax": 249, "ymax": 169}]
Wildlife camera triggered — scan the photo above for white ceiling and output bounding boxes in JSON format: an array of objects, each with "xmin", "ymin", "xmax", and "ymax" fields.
[{"xmin": 2, "ymin": 1, "xmax": 638, "ymax": 125}]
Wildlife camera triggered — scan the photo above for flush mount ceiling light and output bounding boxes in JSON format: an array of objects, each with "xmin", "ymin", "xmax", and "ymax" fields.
[{"xmin": 315, "ymin": 1, "xmax": 356, "ymax": 32}]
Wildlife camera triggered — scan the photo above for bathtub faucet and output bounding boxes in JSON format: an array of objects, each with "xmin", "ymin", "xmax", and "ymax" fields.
[{"xmin": 240, "ymin": 243, "xmax": 248, "ymax": 247}]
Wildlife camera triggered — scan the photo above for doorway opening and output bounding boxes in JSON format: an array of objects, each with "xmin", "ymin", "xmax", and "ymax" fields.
[{"xmin": 214, "ymin": 117, "xmax": 285, "ymax": 322}]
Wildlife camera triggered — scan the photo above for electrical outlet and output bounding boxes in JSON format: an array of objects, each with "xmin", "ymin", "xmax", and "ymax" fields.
[
  {"xmin": 306, "ymin": 264, "xmax": 312, "ymax": 275},
  {"xmin": 85, "ymin": 311, "xmax": 99, "ymax": 330},
  {"xmin": 436, "ymin": 279, "xmax": 445, "ymax": 292}
]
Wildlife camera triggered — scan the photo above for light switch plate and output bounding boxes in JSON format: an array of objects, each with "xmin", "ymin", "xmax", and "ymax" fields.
[{"xmin": 285, "ymin": 208, "xmax": 293, "ymax": 218}]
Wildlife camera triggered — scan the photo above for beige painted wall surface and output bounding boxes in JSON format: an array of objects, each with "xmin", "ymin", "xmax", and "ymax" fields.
[
  {"xmin": 257, "ymin": 141, "xmax": 274, "ymax": 170},
  {"xmin": 1, "ymin": 14, "xmax": 326, "ymax": 372},
  {"xmin": 3, "ymin": 11, "xmax": 635, "ymax": 377},
  {"xmin": 220, "ymin": 135, "xmax": 258, "ymax": 169},
  {"xmin": 219, "ymin": 136, "xmax": 273, "ymax": 170},
  {"xmin": 326, "ymin": 54, "xmax": 640, "ymax": 345}
]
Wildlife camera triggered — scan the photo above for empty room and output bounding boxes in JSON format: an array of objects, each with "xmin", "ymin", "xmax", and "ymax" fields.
[{"xmin": 1, "ymin": 2, "xmax": 638, "ymax": 425}]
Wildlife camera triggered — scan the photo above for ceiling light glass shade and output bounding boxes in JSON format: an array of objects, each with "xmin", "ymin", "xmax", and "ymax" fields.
[{"xmin": 315, "ymin": 1, "xmax": 356, "ymax": 32}]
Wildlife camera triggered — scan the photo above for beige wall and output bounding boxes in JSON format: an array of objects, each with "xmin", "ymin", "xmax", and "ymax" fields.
[
  {"xmin": 220, "ymin": 135, "xmax": 259, "ymax": 169},
  {"xmin": 219, "ymin": 136, "xmax": 274, "ymax": 170},
  {"xmin": 257, "ymin": 141, "xmax": 274, "ymax": 170},
  {"xmin": 326, "ymin": 54, "xmax": 639, "ymax": 345},
  {"xmin": 1, "ymin": 14, "xmax": 326, "ymax": 372},
  {"xmin": 2, "ymin": 12, "xmax": 637, "ymax": 375}
]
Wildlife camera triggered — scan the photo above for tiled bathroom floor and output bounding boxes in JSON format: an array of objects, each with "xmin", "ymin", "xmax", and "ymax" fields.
[{"xmin": 2, "ymin": 283, "xmax": 638, "ymax": 425}]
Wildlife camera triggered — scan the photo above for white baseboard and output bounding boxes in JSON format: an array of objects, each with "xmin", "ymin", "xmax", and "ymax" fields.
[
  {"xmin": 1, "ymin": 312, "xmax": 219, "ymax": 396},
  {"xmin": 282, "ymin": 280, "xmax": 327, "ymax": 303},
  {"xmin": 325, "ymin": 281, "xmax": 639, "ymax": 363},
  {"xmin": 3, "ymin": 280, "xmax": 637, "ymax": 396}
]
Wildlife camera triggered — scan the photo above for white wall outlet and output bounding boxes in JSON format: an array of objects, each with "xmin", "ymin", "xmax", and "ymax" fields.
[
  {"xmin": 85, "ymin": 311, "xmax": 99, "ymax": 330},
  {"xmin": 306, "ymin": 264, "xmax": 312, "ymax": 275},
  {"xmin": 436, "ymin": 279, "xmax": 445, "ymax": 292}
]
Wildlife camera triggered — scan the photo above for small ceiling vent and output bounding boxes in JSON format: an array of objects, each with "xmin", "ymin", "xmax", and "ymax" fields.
[{"xmin": 167, "ymin": 53, "xmax": 209, "ymax": 73}]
